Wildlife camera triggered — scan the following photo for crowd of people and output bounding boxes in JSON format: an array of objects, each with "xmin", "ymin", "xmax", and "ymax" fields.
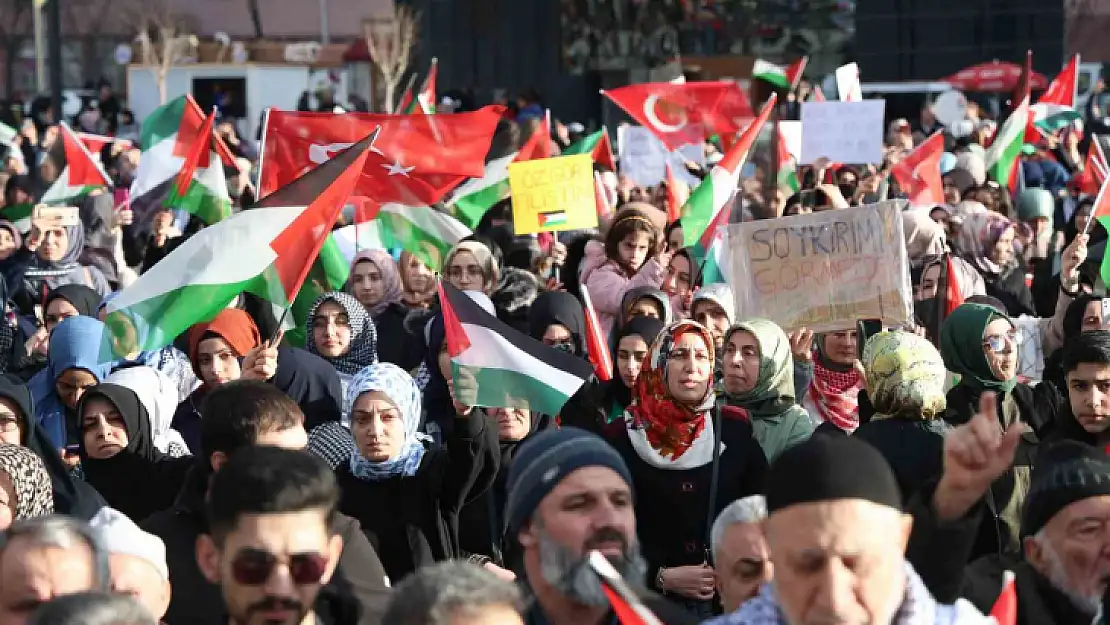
[{"xmin": 0, "ymin": 73, "xmax": 1109, "ymax": 625}]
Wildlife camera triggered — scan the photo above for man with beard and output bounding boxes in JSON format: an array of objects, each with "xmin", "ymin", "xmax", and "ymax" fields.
[
  {"xmin": 504, "ymin": 427, "xmax": 697, "ymax": 625},
  {"xmin": 195, "ymin": 446, "xmax": 346, "ymax": 625}
]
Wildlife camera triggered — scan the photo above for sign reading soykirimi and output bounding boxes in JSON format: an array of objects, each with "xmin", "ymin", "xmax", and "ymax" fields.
[{"xmin": 726, "ymin": 200, "xmax": 912, "ymax": 332}]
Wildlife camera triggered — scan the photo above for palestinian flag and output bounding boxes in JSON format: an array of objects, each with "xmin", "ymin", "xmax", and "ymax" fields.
[
  {"xmin": 163, "ymin": 107, "xmax": 232, "ymax": 224},
  {"xmin": 1076, "ymin": 137, "xmax": 1109, "ymax": 195},
  {"xmin": 101, "ymin": 133, "xmax": 375, "ymax": 359},
  {"xmin": 985, "ymin": 94, "xmax": 1030, "ymax": 193},
  {"xmin": 0, "ymin": 203, "xmax": 35, "ymax": 234},
  {"xmin": 130, "ymin": 95, "xmax": 237, "ymax": 224},
  {"xmin": 890, "ymin": 131, "xmax": 945, "ymax": 207},
  {"xmin": 563, "ymin": 129, "xmax": 616, "ymax": 170},
  {"xmin": 752, "ymin": 58, "xmax": 806, "ymax": 90},
  {"xmin": 580, "ymin": 286, "xmax": 613, "ymax": 382},
  {"xmin": 589, "ymin": 552, "xmax": 663, "ymax": 625},
  {"xmin": 440, "ymin": 281, "xmax": 593, "ymax": 415},
  {"xmin": 353, "ymin": 202, "xmax": 471, "ymax": 271},
  {"xmin": 39, "ymin": 122, "xmax": 112, "ymax": 205},
  {"xmin": 403, "ymin": 58, "xmax": 438, "ymax": 114},
  {"xmin": 447, "ymin": 152, "xmax": 517, "ymax": 228},
  {"xmin": 593, "ymin": 170, "xmax": 614, "ymax": 218},
  {"xmin": 681, "ymin": 94, "xmax": 776, "ymax": 248},
  {"xmin": 776, "ymin": 124, "xmax": 799, "ymax": 194},
  {"xmin": 1031, "ymin": 55, "xmax": 1081, "ymax": 137},
  {"xmin": 691, "ymin": 190, "xmax": 733, "ymax": 285},
  {"xmin": 1089, "ymin": 176, "xmax": 1110, "ymax": 288}
]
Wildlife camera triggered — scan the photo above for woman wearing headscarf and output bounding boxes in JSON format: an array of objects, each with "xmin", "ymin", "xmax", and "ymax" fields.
[
  {"xmin": 28, "ymin": 316, "xmax": 113, "ymax": 450},
  {"xmin": 306, "ymin": 291, "xmax": 379, "ymax": 416},
  {"xmin": 852, "ymin": 331, "xmax": 949, "ymax": 501},
  {"xmin": 603, "ymin": 316, "xmax": 665, "ymax": 425},
  {"xmin": 607, "ymin": 286, "xmax": 674, "ymax": 359},
  {"xmin": 17, "ymin": 223, "xmax": 110, "ymax": 312},
  {"xmin": 335, "ymin": 362, "xmax": 499, "ymax": 583},
  {"xmin": 0, "ymin": 374, "xmax": 105, "ymax": 518},
  {"xmin": 527, "ymin": 291, "xmax": 587, "ymax": 357},
  {"xmin": 443, "ymin": 240, "xmax": 500, "ymax": 295},
  {"xmin": 12, "ymin": 283, "xmax": 104, "ymax": 379},
  {"xmin": 801, "ymin": 329, "xmax": 865, "ymax": 433},
  {"xmin": 956, "ymin": 211, "xmax": 1036, "ymax": 317},
  {"xmin": 903, "ymin": 210, "xmax": 947, "ymax": 268},
  {"xmin": 940, "ymin": 303, "xmax": 1063, "ymax": 557},
  {"xmin": 0, "ymin": 443, "xmax": 53, "ymax": 530},
  {"xmin": 347, "ymin": 250, "xmax": 422, "ymax": 372},
  {"xmin": 605, "ymin": 320, "xmax": 767, "ymax": 617},
  {"xmin": 398, "ymin": 251, "xmax": 437, "ymax": 309},
  {"xmin": 76, "ymin": 383, "xmax": 193, "ymax": 522},
  {"xmin": 720, "ymin": 319, "xmax": 812, "ymax": 462},
  {"xmin": 105, "ymin": 366, "xmax": 190, "ymax": 457},
  {"xmin": 174, "ymin": 309, "xmax": 263, "ymax": 452}
]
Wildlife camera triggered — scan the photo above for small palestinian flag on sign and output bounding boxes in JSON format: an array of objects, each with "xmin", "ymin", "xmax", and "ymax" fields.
[
  {"xmin": 439, "ymin": 281, "xmax": 594, "ymax": 416},
  {"xmin": 39, "ymin": 122, "xmax": 112, "ymax": 205}
]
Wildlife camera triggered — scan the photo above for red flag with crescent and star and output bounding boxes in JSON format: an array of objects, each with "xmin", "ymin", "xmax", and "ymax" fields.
[
  {"xmin": 259, "ymin": 106, "xmax": 504, "ymax": 205},
  {"xmin": 602, "ymin": 82, "xmax": 744, "ymax": 151}
]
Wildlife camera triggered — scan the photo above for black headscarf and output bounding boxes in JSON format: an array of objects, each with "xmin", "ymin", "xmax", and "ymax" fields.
[
  {"xmin": 0, "ymin": 374, "xmax": 105, "ymax": 519},
  {"xmin": 604, "ymin": 316, "xmax": 665, "ymax": 414},
  {"xmin": 44, "ymin": 284, "xmax": 102, "ymax": 319},
  {"xmin": 527, "ymin": 291, "xmax": 587, "ymax": 358},
  {"xmin": 77, "ymin": 383, "xmax": 188, "ymax": 521}
]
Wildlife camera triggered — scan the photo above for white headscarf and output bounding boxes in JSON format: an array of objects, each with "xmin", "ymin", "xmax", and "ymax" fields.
[{"xmin": 106, "ymin": 366, "xmax": 190, "ymax": 456}]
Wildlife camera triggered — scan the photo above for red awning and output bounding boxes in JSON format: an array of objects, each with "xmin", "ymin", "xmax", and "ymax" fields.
[{"xmin": 343, "ymin": 37, "xmax": 371, "ymax": 62}]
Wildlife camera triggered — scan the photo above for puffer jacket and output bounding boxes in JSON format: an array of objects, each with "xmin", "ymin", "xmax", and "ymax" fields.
[{"xmin": 579, "ymin": 240, "xmax": 666, "ymax": 336}]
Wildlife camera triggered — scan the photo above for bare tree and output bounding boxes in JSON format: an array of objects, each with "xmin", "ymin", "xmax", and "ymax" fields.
[
  {"xmin": 364, "ymin": 3, "xmax": 418, "ymax": 113},
  {"xmin": 246, "ymin": 0, "xmax": 264, "ymax": 39},
  {"xmin": 123, "ymin": 0, "xmax": 198, "ymax": 104}
]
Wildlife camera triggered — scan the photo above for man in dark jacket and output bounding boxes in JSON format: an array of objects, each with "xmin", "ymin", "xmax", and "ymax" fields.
[
  {"xmin": 911, "ymin": 389, "xmax": 1110, "ymax": 625},
  {"xmin": 504, "ymin": 427, "xmax": 697, "ymax": 625},
  {"xmin": 141, "ymin": 380, "xmax": 390, "ymax": 625}
]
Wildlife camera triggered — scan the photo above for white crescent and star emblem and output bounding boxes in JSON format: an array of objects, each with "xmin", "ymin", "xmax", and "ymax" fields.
[
  {"xmin": 382, "ymin": 159, "xmax": 415, "ymax": 177},
  {"xmin": 309, "ymin": 142, "xmax": 411, "ymax": 175},
  {"xmin": 643, "ymin": 94, "xmax": 687, "ymax": 134}
]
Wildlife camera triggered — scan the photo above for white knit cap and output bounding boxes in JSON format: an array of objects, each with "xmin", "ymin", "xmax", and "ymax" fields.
[{"xmin": 89, "ymin": 507, "xmax": 169, "ymax": 581}]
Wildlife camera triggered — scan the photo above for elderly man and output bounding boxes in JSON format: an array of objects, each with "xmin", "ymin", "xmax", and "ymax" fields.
[
  {"xmin": 382, "ymin": 561, "xmax": 522, "ymax": 625},
  {"xmin": 89, "ymin": 508, "xmax": 171, "ymax": 622},
  {"xmin": 732, "ymin": 433, "xmax": 993, "ymax": 624},
  {"xmin": 504, "ymin": 427, "xmax": 697, "ymax": 625},
  {"xmin": 0, "ymin": 516, "xmax": 107, "ymax": 625},
  {"xmin": 916, "ymin": 389, "xmax": 1110, "ymax": 624},
  {"xmin": 706, "ymin": 495, "xmax": 771, "ymax": 616}
]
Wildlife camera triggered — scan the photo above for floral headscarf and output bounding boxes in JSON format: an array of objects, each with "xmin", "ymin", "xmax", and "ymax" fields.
[
  {"xmin": 306, "ymin": 291, "xmax": 379, "ymax": 376},
  {"xmin": 626, "ymin": 320, "xmax": 718, "ymax": 469},
  {"xmin": 862, "ymin": 331, "xmax": 947, "ymax": 420},
  {"xmin": 346, "ymin": 363, "xmax": 425, "ymax": 480},
  {"xmin": 957, "ymin": 211, "xmax": 1016, "ymax": 277},
  {"xmin": 348, "ymin": 250, "xmax": 403, "ymax": 317},
  {"xmin": 0, "ymin": 443, "xmax": 54, "ymax": 520}
]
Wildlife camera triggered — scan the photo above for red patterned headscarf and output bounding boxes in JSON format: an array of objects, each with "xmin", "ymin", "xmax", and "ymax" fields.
[{"xmin": 627, "ymin": 320, "xmax": 717, "ymax": 460}]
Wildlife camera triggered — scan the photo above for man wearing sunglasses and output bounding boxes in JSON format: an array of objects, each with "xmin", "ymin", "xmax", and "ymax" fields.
[{"xmin": 196, "ymin": 445, "xmax": 343, "ymax": 625}]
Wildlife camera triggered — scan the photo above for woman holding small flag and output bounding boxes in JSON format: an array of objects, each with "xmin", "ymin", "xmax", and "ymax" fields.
[{"xmin": 335, "ymin": 361, "xmax": 499, "ymax": 583}]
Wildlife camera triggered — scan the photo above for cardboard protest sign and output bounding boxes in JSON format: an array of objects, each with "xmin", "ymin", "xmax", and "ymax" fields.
[
  {"xmin": 799, "ymin": 100, "xmax": 885, "ymax": 165},
  {"xmin": 32, "ymin": 205, "xmax": 80, "ymax": 229},
  {"xmin": 618, "ymin": 125, "xmax": 704, "ymax": 188},
  {"xmin": 508, "ymin": 154, "xmax": 598, "ymax": 234},
  {"xmin": 726, "ymin": 200, "xmax": 912, "ymax": 332}
]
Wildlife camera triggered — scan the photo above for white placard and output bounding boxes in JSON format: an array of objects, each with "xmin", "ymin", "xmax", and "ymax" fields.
[
  {"xmin": 835, "ymin": 62, "xmax": 862, "ymax": 102},
  {"xmin": 799, "ymin": 100, "xmax": 886, "ymax": 165},
  {"xmin": 618, "ymin": 125, "xmax": 704, "ymax": 188},
  {"xmin": 778, "ymin": 120, "xmax": 802, "ymax": 161}
]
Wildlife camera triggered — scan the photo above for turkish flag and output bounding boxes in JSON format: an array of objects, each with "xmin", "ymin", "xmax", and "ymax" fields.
[
  {"xmin": 891, "ymin": 132, "xmax": 945, "ymax": 207},
  {"xmin": 602, "ymin": 82, "xmax": 743, "ymax": 150},
  {"xmin": 260, "ymin": 106, "xmax": 504, "ymax": 205}
]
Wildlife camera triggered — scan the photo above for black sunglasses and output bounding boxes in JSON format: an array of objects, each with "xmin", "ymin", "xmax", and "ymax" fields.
[{"xmin": 231, "ymin": 548, "xmax": 328, "ymax": 586}]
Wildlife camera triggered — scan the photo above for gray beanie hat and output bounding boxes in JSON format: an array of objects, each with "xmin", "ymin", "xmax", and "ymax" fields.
[{"xmin": 504, "ymin": 427, "xmax": 632, "ymax": 534}]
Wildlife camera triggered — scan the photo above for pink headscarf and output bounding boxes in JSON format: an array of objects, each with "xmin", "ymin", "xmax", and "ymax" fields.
[{"xmin": 348, "ymin": 250, "xmax": 404, "ymax": 316}]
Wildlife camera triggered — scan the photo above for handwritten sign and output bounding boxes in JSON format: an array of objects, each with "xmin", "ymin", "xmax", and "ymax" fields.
[
  {"xmin": 618, "ymin": 125, "xmax": 704, "ymax": 188},
  {"xmin": 508, "ymin": 154, "xmax": 598, "ymax": 235},
  {"xmin": 726, "ymin": 200, "xmax": 912, "ymax": 332},
  {"xmin": 799, "ymin": 100, "xmax": 885, "ymax": 165}
]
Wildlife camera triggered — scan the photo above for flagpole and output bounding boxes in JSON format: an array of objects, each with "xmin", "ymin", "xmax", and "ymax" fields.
[
  {"xmin": 764, "ymin": 112, "xmax": 781, "ymax": 219},
  {"xmin": 255, "ymin": 107, "xmax": 273, "ymax": 200}
]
